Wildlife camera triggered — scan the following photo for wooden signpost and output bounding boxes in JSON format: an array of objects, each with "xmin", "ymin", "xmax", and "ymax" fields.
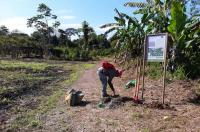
[{"xmin": 141, "ymin": 33, "xmax": 168, "ymax": 104}]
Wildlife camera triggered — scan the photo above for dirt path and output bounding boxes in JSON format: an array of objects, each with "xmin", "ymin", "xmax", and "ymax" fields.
[
  {"xmin": 61, "ymin": 62, "xmax": 140, "ymax": 132},
  {"xmin": 41, "ymin": 61, "xmax": 200, "ymax": 132}
]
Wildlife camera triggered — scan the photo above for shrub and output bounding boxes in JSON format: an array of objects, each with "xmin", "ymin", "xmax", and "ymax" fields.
[
  {"xmin": 89, "ymin": 50, "xmax": 98, "ymax": 57},
  {"xmin": 98, "ymin": 48, "xmax": 115, "ymax": 56},
  {"xmin": 80, "ymin": 50, "xmax": 91, "ymax": 60},
  {"xmin": 64, "ymin": 48, "xmax": 81, "ymax": 61},
  {"xmin": 172, "ymin": 66, "xmax": 186, "ymax": 80}
]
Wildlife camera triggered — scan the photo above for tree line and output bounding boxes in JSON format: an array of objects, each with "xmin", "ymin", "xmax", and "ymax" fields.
[{"xmin": 0, "ymin": 3, "xmax": 113, "ymax": 60}]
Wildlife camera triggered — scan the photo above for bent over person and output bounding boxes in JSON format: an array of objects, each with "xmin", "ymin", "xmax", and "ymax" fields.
[{"xmin": 97, "ymin": 61, "xmax": 124, "ymax": 97}]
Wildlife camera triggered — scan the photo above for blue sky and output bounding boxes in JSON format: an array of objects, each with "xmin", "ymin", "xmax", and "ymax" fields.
[{"xmin": 0, "ymin": 0, "xmax": 145, "ymax": 35}]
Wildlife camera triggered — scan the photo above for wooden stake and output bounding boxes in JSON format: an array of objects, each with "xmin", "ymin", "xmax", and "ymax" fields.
[
  {"xmin": 141, "ymin": 36, "xmax": 146, "ymax": 100},
  {"xmin": 162, "ymin": 33, "xmax": 168, "ymax": 104},
  {"xmin": 134, "ymin": 58, "xmax": 139, "ymax": 98},
  {"xmin": 136, "ymin": 58, "xmax": 142, "ymax": 98}
]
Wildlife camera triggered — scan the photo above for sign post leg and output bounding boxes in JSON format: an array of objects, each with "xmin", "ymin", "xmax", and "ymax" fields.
[
  {"xmin": 162, "ymin": 58, "xmax": 167, "ymax": 104},
  {"xmin": 162, "ymin": 33, "xmax": 168, "ymax": 104}
]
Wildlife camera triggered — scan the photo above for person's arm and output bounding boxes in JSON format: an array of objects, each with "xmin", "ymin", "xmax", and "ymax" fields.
[
  {"xmin": 116, "ymin": 69, "xmax": 125, "ymax": 77},
  {"xmin": 108, "ymin": 78, "xmax": 115, "ymax": 96}
]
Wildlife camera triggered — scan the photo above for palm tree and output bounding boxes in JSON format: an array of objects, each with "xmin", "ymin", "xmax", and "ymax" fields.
[{"xmin": 80, "ymin": 21, "xmax": 94, "ymax": 51}]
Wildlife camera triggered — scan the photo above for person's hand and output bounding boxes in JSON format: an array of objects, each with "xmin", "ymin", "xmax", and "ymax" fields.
[{"xmin": 118, "ymin": 69, "xmax": 125, "ymax": 77}]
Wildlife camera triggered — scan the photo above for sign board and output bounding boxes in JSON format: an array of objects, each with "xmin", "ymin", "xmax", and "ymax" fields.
[
  {"xmin": 146, "ymin": 34, "xmax": 167, "ymax": 62},
  {"xmin": 142, "ymin": 33, "xmax": 168, "ymax": 104}
]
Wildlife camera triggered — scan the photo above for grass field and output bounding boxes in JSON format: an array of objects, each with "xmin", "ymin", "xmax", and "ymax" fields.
[{"xmin": 0, "ymin": 59, "xmax": 95, "ymax": 131}]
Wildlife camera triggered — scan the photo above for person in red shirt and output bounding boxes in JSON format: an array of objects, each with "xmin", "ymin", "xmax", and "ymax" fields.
[{"xmin": 97, "ymin": 61, "xmax": 124, "ymax": 97}]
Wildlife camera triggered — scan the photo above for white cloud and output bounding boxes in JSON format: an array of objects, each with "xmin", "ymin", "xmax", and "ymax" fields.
[
  {"xmin": 60, "ymin": 15, "xmax": 76, "ymax": 20},
  {"xmin": 0, "ymin": 17, "xmax": 35, "ymax": 35},
  {"xmin": 60, "ymin": 23, "xmax": 81, "ymax": 29}
]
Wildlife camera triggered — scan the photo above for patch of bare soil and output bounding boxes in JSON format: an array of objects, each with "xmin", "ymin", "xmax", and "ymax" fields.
[
  {"xmin": 145, "ymin": 101, "xmax": 175, "ymax": 110},
  {"xmin": 14, "ymin": 60, "xmax": 200, "ymax": 132}
]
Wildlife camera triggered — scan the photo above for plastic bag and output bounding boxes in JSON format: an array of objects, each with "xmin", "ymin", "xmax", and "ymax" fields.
[{"xmin": 125, "ymin": 80, "xmax": 136, "ymax": 89}]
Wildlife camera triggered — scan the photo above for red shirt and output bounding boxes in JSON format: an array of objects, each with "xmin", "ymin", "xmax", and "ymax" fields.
[{"xmin": 102, "ymin": 61, "xmax": 115, "ymax": 70}]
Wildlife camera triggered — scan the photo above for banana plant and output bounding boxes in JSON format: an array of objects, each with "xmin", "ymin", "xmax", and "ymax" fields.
[
  {"xmin": 125, "ymin": 0, "xmax": 173, "ymax": 33},
  {"xmin": 167, "ymin": 0, "xmax": 187, "ymax": 66},
  {"xmin": 178, "ymin": 14, "xmax": 200, "ymax": 77},
  {"xmin": 100, "ymin": 8, "xmax": 129, "ymax": 60},
  {"xmin": 167, "ymin": 0, "xmax": 200, "ymax": 77},
  {"xmin": 100, "ymin": 9, "xmax": 145, "ymax": 62}
]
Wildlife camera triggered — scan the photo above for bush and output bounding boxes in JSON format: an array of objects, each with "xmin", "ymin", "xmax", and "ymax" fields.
[
  {"xmin": 172, "ymin": 66, "xmax": 186, "ymax": 80},
  {"xmin": 80, "ymin": 50, "xmax": 91, "ymax": 60},
  {"xmin": 98, "ymin": 48, "xmax": 115, "ymax": 56},
  {"xmin": 49, "ymin": 47, "xmax": 65, "ymax": 58},
  {"xmin": 68, "ymin": 49, "xmax": 79, "ymax": 60},
  {"xmin": 183, "ymin": 60, "xmax": 200, "ymax": 79},
  {"xmin": 89, "ymin": 50, "xmax": 98, "ymax": 57},
  {"xmin": 146, "ymin": 62, "xmax": 187, "ymax": 80},
  {"xmin": 64, "ymin": 48, "xmax": 80, "ymax": 60}
]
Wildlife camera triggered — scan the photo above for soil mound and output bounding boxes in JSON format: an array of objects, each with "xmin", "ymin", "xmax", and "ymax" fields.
[{"xmin": 146, "ymin": 101, "xmax": 176, "ymax": 110}]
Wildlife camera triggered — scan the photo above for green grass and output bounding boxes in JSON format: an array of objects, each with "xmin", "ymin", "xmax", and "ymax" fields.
[
  {"xmin": 37, "ymin": 90, "xmax": 63, "ymax": 114},
  {"xmin": 63, "ymin": 65, "xmax": 80, "ymax": 85},
  {"xmin": 171, "ymin": 66, "xmax": 186, "ymax": 80},
  {"xmin": 147, "ymin": 62, "xmax": 186, "ymax": 80},
  {"xmin": 64, "ymin": 63, "xmax": 95, "ymax": 84},
  {"xmin": 0, "ymin": 60, "xmax": 51, "ymax": 72},
  {"xmin": 147, "ymin": 62, "xmax": 163, "ymax": 79},
  {"xmin": 82, "ymin": 63, "xmax": 95, "ymax": 69}
]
